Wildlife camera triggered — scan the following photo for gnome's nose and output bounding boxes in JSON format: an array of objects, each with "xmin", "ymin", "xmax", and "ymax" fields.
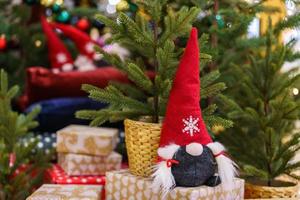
[{"xmin": 186, "ymin": 143, "xmax": 203, "ymax": 156}]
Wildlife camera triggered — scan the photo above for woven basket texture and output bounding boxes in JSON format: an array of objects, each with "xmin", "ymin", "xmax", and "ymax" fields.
[
  {"xmin": 124, "ymin": 119, "xmax": 161, "ymax": 177},
  {"xmin": 244, "ymin": 182, "xmax": 299, "ymax": 199}
]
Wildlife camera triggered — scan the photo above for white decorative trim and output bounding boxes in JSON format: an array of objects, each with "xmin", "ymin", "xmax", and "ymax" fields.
[
  {"xmin": 56, "ymin": 53, "xmax": 67, "ymax": 63},
  {"xmin": 157, "ymin": 144, "xmax": 180, "ymax": 159},
  {"xmin": 62, "ymin": 63, "xmax": 74, "ymax": 71},
  {"xmin": 207, "ymin": 142, "xmax": 225, "ymax": 155},
  {"xmin": 74, "ymin": 54, "xmax": 97, "ymax": 71},
  {"xmin": 207, "ymin": 142, "xmax": 238, "ymax": 189},
  {"xmin": 85, "ymin": 42, "xmax": 95, "ymax": 53}
]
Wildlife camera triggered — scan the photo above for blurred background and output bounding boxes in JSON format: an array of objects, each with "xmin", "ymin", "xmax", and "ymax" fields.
[{"xmin": 0, "ymin": 1, "xmax": 299, "ymax": 199}]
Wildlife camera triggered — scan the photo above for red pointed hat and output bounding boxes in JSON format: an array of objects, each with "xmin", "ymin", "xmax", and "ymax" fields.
[
  {"xmin": 41, "ymin": 16, "xmax": 74, "ymax": 69},
  {"xmin": 159, "ymin": 27, "xmax": 212, "ymax": 148},
  {"xmin": 50, "ymin": 23, "xmax": 97, "ymax": 60}
]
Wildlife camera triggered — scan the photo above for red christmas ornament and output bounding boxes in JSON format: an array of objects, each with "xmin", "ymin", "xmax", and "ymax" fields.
[
  {"xmin": 76, "ymin": 18, "xmax": 90, "ymax": 31},
  {"xmin": 0, "ymin": 35, "xmax": 7, "ymax": 50}
]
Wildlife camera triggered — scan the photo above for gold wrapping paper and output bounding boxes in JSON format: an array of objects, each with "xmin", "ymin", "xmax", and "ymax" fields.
[
  {"xmin": 105, "ymin": 170, "xmax": 245, "ymax": 200},
  {"xmin": 57, "ymin": 125, "xmax": 118, "ymax": 156},
  {"xmin": 58, "ymin": 151, "xmax": 122, "ymax": 176},
  {"xmin": 26, "ymin": 184, "xmax": 103, "ymax": 200}
]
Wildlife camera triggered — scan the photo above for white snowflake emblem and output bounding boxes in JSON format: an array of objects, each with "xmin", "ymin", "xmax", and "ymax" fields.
[{"xmin": 182, "ymin": 116, "xmax": 200, "ymax": 136}]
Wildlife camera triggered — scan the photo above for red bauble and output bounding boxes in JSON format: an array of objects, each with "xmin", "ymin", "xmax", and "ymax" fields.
[
  {"xmin": 76, "ymin": 18, "xmax": 90, "ymax": 31},
  {"xmin": 0, "ymin": 36, "xmax": 7, "ymax": 50}
]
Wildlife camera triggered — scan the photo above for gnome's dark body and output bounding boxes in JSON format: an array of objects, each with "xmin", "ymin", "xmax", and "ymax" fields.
[{"xmin": 171, "ymin": 145, "xmax": 221, "ymax": 187}]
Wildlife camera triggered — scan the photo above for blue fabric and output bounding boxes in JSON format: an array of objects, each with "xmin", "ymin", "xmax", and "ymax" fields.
[{"xmin": 25, "ymin": 97, "xmax": 108, "ymax": 132}]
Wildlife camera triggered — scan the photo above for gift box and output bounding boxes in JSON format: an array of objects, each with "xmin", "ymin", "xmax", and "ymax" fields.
[
  {"xmin": 45, "ymin": 164, "xmax": 106, "ymax": 185},
  {"xmin": 26, "ymin": 184, "xmax": 103, "ymax": 200},
  {"xmin": 105, "ymin": 170, "xmax": 244, "ymax": 200},
  {"xmin": 57, "ymin": 125, "xmax": 118, "ymax": 156},
  {"xmin": 58, "ymin": 151, "xmax": 122, "ymax": 176}
]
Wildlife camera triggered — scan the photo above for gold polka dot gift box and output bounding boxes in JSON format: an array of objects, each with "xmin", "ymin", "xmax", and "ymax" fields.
[
  {"xmin": 58, "ymin": 151, "xmax": 122, "ymax": 176},
  {"xmin": 26, "ymin": 184, "xmax": 103, "ymax": 200},
  {"xmin": 105, "ymin": 170, "xmax": 245, "ymax": 200},
  {"xmin": 57, "ymin": 125, "xmax": 118, "ymax": 156}
]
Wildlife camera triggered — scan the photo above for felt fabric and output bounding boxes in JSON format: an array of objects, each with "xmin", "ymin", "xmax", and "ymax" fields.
[
  {"xmin": 41, "ymin": 16, "xmax": 73, "ymax": 69},
  {"xmin": 159, "ymin": 28, "xmax": 212, "ymax": 148},
  {"xmin": 20, "ymin": 66, "xmax": 129, "ymax": 107},
  {"xmin": 51, "ymin": 23, "xmax": 97, "ymax": 60},
  {"xmin": 171, "ymin": 146, "xmax": 219, "ymax": 187}
]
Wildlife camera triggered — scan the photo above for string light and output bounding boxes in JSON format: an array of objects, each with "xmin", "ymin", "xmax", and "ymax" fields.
[
  {"xmin": 41, "ymin": 0, "xmax": 63, "ymax": 6},
  {"xmin": 35, "ymin": 40, "xmax": 42, "ymax": 47},
  {"xmin": 41, "ymin": 0, "xmax": 55, "ymax": 6},
  {"xmin": 55, "ymin": 0, "xmax": 63, "ymax": 5},
  {"xmin": 106, "ymin": 4, "xmax": 116, "ymax": 14},
  {"xmin": 108, "ymin": 0, "xmax": 121, "ymax": 5},
  {"xmin": 293, "ymin": 88, "xmax": 299, "ymax": 95}
]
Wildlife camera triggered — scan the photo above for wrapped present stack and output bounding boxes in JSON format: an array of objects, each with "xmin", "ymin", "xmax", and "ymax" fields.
[{"xmin": 45, "ymin": 124, "xmax": 122, "ymax": 185}]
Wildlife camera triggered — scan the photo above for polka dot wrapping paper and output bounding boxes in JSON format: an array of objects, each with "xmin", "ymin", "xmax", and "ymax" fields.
[
  {"xmin": 105, "ymin": 169, "xmax": 245, "ymax": 200},
  {"xmin": 26, "ymin": 184, "xmax": 104, "ymax": 200},
  {"xmin": 45, "ymin": 164, "xmax": 106, "ymax": 185},
  {"xmin": 58, "ymin": 151, "xmax": 122, "ymax": 176}
]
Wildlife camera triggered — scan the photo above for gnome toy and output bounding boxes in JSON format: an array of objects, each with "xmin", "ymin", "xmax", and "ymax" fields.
[
  {"xmin": 50, "ymin": 22, "xmax": 99, "ymax": 71},
  {"xmin": 152, "ymin": 28, "xmax": 237, "ymax": 196},
  {"xmin": 41, "ymin": 16, "xmax": 74, "ymax": 71}
]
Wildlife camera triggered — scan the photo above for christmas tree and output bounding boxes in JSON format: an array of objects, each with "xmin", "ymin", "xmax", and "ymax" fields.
[
  {"xmin": 0, "ymin": 1, "xmax": 49, "ymax": 87},
  {"xmin": 171, "ymin": 0, "xmax": 282, "ymax": 88},
  {"xmin": 76, "ymin": 0, "xmax": 233, "ymax": 131},
  {"xmin": 218, "ymin": 21, "xmax": 300, "ymax": 185},
  {"xmin": 0, "ymin": 0, "xmax": 104, "ymax": 88},
  {"xmin": 0, "ymin": 70, "xmax": 50, "ymax": 200}
]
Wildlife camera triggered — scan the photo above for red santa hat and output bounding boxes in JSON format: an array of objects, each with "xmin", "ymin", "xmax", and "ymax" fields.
[
  {"xmin": 152, "ymin": 28, "xmax": 237, "ymax": 195},
  {"xmin": 41, "ymin": 16, "xmax": 74, "ymax": 70},
  {"xmin": 50, "ymin": 23, "xmax": 98, "ymax": 60}
]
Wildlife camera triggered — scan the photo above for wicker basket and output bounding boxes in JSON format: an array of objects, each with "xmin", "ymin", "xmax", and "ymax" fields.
[
  {"xmin": 124, "ymin": 119, "xmax": 161, "ymax": 177},
  {"xmin": 244, "ymin": 181, "xmax": 299, "ymax": 199}
]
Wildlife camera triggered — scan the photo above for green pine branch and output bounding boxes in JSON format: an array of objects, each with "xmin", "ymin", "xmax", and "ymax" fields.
[
  {"xmin": 78, "ymin": 1, "xmax": 232, "ymax": 129},
  {"xmin": 0, "ymin": 69, "xmax": 51, "ymax": 200},
  {"xmin": 218, "ymin": 23, "xmax": 300, "ymax": 184}
]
